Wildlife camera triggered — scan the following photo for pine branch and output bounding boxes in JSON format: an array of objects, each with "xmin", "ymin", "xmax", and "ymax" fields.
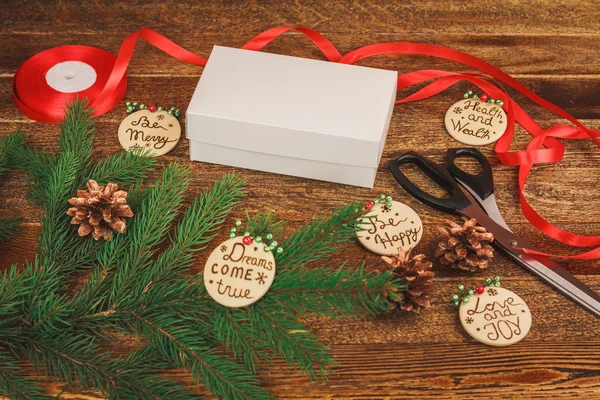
[
  {"xmin": 241, "ymin": 210, "xmax": 284, "ymax": 239},
  {"xmin": 103, "ymin": 347, "xmax": 200, "ymax": 400},
  {"xmin": 27, "ymin": 333, "xmax": 111, "ymax": 392},
  {"xmin": 84, "ymin": 164, "xmax": 190, "ymax": 312},
  {"xmin": 0, "ymin": 133, "xmax": 25, "ymax": 242},
  {"xmin": 276, "ymin": 201, "xmax": 367, "ymax": 269},
  {"xmin": 0, "ymin": 351, "xmax": 48, "ymax": 400},
  {"xmin": 36, "ymin": 150, "xmax": 79, "ymax": 260},
  {"xmin": 9, "ymin": 147, "xmax": 57, "ymax": 208},
  {"xmin": 83, "ymin": 148, "xmax": 156, "ymax": 187},
  {"xmin": 266, "ymin": 266, "xmax": 399, "ymax": 317},
  {"xmin": 0, "ymin": 131, "xmax": 25, "ymax": 177},
  {"xmin": 0, "ymin": 265, "xmax": 32, "ymax": 330},
  {"xmin": 131, "ymin": 310, "xmax": 271, "ymax": 400},
  {"xmin": 212, "ymin": 307, "xmax": 269, "ymax": 373},
  {"xmin": 0, "ymin": 216, "xmax": 22, "ymax": 241},
  {"xmin": 138, "ymin": 173, "xmax": 245, "ymax": 291},
  {"xmin": 248, "ymin": 306, "xmax": 334, "ymax": 381},
  {"xmin": 28, "ymin": 332, "xmax": 192, "ymax": 399},
  {"xmin": 57, "ymin": 98, "xmax": 94, "ymax": 169}
]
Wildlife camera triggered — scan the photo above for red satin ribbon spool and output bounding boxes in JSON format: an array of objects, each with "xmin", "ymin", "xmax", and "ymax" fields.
[{"xmin": 12, "ymin": 45, "xmax": 127, "ymax": 124}]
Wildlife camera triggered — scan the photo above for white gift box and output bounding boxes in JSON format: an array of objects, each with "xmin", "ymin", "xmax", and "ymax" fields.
[{"xmin": 186, "ymin": 46, "xmax": 397, "ymax": 188}]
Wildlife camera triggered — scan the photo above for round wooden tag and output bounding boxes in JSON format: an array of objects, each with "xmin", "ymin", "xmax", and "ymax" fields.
[
  {"xmin": 444, "ymin": 98, "xmax": 507, "ymax": 146},
  {"xmin": 357, "ymin": 200, "xmax": 423, "ymax": 256},
  {"xmin": 204, "ymin": 236, "xmax": 276, "ymax": 308},
  {"xmin": 118, "ymin": 110, "xmax": 181, "ymax": 156},
  {"xmin": 459, "ymin": 286, "xmax": 531, "ymax": 347}
]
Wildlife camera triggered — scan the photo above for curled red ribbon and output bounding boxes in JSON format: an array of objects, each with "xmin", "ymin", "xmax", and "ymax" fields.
[{"xmin": 11, "ymin": 26, "xmax": 600, "ymax": 259}]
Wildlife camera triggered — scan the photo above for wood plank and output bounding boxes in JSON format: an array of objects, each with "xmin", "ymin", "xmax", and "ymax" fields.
[
  {"xmin": 1, "ymin": 33, "xmax": 600, "ymax": 77},
  {"xmin": 2, "ymin": 0, "xmax": 600, "ymax": 35},
  {"xmin": 4, "ymin": 75, "xmax": 600, "ymax": 122},
  {"xmin": 18, "ymin": 342, "xmax": 600, "ymax": 399}
]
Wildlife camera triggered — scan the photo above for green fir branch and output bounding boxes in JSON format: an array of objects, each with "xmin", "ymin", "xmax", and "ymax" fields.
[
  {"xmin": 0, "ymin": 131, "xmax": 25, "ymax": 177},
  {"xmin": 0, "ymin": 351, "xmax": 48, "ymax": 400},
  {"xmin": 83, "ymin": 147, "xmax": 156, "ymax": 187},
  {"xmin": 140, "ymin": 173, "xmax": 245, "ymax": 287},
  {"xmin": 104, "ymin": 347, "xmax": 200, "ymax": 400},
  {"xmin": 27, "ymin": 334, "xmax": 111, "ymax": 392},
  {"xmin": 241, "ymin": 210, "xmax": 285, "ymax": 239},
  {"xmin": 249, "ymin": 306, "xmax": 334, "ymax": 381},
  {"xmin": 0, "ymin": 265, "xmax": 32, "ymax": 331},
  {"xmin": 28, "ymin": 335, "xmax": 187, "ymax": 400},
  {"xmin": 10, "ymin": 147, "xmax": 57, "ymax": 207},
  {"xmin": 131, "ymin": 310, "xmax": 271, "ymax": 400},
  {"xmin": 108, "ymin": 164, "xmax": 190, "ymax": 308},
  {"xmin": 57, "ymin": 98, "xmax": 94, "ymax": 169},
  {"xmin": 35, "ymin": 150, "xmax": 79, "ymax": 265},
  {"xmin": 212, "ymin": 306, "xmax": 270, "ymax": 373},
  {"xmin": 79, "ymin": 163, "xmax": 189, "ymax": 313},
  {"xmin": 0, "ymin": 216, "xmax": 22, "ymax": 241},
  {"xmin": 267, "ymin": 266, "xmax": 399, "ymax": 317},
  {"xmin": 276, "ymin": 201, "xmax": 367, "ymax": 269}
]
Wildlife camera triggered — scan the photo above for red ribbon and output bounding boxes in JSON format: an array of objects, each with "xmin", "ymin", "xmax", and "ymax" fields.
[{"xmin": 11, "ymin": 26, "xmax": 600, "ymax": 259}]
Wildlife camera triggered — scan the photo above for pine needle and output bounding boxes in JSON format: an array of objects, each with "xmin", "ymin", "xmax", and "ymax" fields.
[{"xmin": 0, "ymin": 216, "xmax": 22, "ymax": 240}]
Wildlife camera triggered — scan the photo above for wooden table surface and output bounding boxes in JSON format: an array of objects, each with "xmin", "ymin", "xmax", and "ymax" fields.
[{"xmin": 2, "ymin": 1, "xmax": 600, "ymax": 398}]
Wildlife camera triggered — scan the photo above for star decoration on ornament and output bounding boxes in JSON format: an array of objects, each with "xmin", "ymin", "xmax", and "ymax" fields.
[
  {"xmin": 220, "ymin": 245, "xmax": 227, "ymax": 253},
  {"xmin": 129, "ymin": 144, "xmax": 143, "ymax": 151},
  {"xmin": 381, "ymin": 205, "xmax": 391, "ymax": 213},
  {"xmin": 453, "ymin": 107, "xmax": 463, "ymax": 114},
  {"xmin": 256, "ymin": 272, "xmax": 267, "ymax": 285},
  {"xmin": 156, "ymin": 114, "xmax": 165, "ymax": 120},
  {"xmin": 488, "ymin": 288, "xmax": 498, "ymax": 296},
  {"xmin": 465, "ymin": 317, "xmax": 474, "ymax": 324}
]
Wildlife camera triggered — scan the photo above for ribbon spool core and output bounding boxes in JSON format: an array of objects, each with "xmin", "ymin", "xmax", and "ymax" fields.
[{"xmin": 45, "ymin": 61, "xmax": 97, "ymax": 93}]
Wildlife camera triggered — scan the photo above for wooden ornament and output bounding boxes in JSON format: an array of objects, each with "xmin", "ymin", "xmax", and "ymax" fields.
[
  {"xmin": 357, "ymin": 200, "xmax": 423, "ymax": 256},
  {"xmin": 118, "ymin": 109, "xmax": 181, "ymax": 156},
  {"xmin": 204, "ymin": 236, "xmax": 276, "ymax": 308},
  {"xmin": 459, "ymin": 286, "xmax": 531, "ymax": 346},
  {"xmin": 444, "ymin": 98, "xmax": 507, "ymax": 146}
]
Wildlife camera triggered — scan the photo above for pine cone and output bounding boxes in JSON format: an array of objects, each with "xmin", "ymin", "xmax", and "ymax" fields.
[
  {"xmin": 381, "ymin": 247, "xmax": 434, "ymax": 313},
  {"xmin": 67, "ymin": 180, "xmax": 133, "ymax": 240},
  {"xmin": 435, "ymin": 217, "xmax": 494, "ymax": 272}
]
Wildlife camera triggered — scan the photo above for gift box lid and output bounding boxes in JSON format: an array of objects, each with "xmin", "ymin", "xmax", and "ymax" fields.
[{"xmin": 186, "ymin": 46, "xmax": 397, "ymax": 168}]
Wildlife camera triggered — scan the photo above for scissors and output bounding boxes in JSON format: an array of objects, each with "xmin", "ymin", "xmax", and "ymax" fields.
[{"xmin": 388, "ymin": 147, "xmax": 600, "ymax": 318}]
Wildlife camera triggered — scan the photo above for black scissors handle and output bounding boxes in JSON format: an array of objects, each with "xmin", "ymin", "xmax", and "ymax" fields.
[
  {"xmin": 446, "ymin": 148, "xmax": 494, "ymax": 201},
  {"xmin": 388, "ymin": 152, "xmax": 471, "ymax": 214}
]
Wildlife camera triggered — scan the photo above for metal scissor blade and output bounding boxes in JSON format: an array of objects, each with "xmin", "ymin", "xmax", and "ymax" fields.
[
  {"xmin": 453, "ymin": 177, "xmax": 511, "ymax": 232},
  {"xmin": 518, "ymin": 254, "xmax": 600, "ymax": 318},
  {"xmin": 457, "ymin": 185, "xmax": 600, "ymax": 318}
]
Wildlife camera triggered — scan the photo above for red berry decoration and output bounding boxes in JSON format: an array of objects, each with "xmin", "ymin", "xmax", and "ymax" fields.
[
  {"xmin": 365, "ymin": 201, "xmax": 374, "ymax": 211},
  {"xmin": 475, "ymin": 285, "xmax": 485, "ymax": 294},
  {"xmin": 148, "ymin": 104, "xmax": 157, "ymax": 112},
  {"xmin": 242, "ymin": 236, "xmax": 252, "ymax": 245},
  {"xmin": 480, "ymin": 94, "xmax": 489, "ymax": 102}
]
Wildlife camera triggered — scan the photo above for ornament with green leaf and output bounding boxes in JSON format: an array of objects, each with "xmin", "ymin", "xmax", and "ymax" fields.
[{"xmin": 0, "ymin": 100, "xmax": 429, "ymax": 399}]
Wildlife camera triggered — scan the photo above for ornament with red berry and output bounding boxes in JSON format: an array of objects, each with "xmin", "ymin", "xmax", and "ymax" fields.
[
  {"xmin": 444, "ymin": 90, "xmax": 508, "ymax": 146},
  {"xmin": 356, "ymin": 194, "xmax": 423, "ymax": 256},
  {"xmin": 203, "ymin": 219, "xmax": 282, "ymax": 308},
  {"xmin": 118, "ymin": 101, "xmax": 182, "ymax": 156},
  {"xmin": 451, "ymin": 276, "xmax": 532, "ymax": 347}
]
